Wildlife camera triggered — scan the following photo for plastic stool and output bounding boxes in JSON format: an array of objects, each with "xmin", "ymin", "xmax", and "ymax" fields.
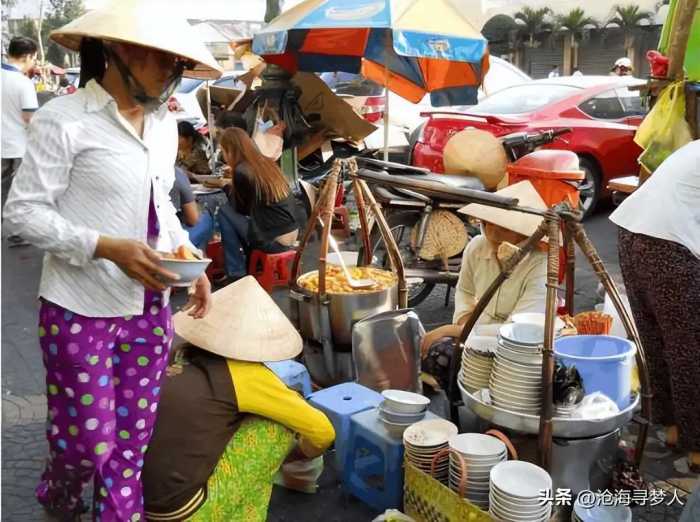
[
  {"xmin": 264, "ymin": 360, "xmax": 312, "ymax": 397},
  {"xmin": 307, "ymin": 382, "xmax": 383, "ymax": 470},
  {"xmin": 344, "ymin": 409, "xmax": 440, "ymax": 512},
  {"xmin": 248, "ymin": 249, "xmax": 297, "ymax": 293},
  {"xmin": 205, "ymin": 239, "xmax": 225, "ymax": 281}
]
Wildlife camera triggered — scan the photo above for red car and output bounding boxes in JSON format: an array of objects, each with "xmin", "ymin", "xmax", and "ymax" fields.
[{"xmin": 411, "ymin": 75, "xmax": 647, "ymax": 216}]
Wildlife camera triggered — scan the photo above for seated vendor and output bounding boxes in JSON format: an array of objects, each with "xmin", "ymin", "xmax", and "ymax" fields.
[
  {"xmin": 170, "ymin": 167, "xmax": 214, "ymax": 250},
  {"xmin": 143, "ymin": 277, "xmax": 335, "ymax": 521},
  {"xmin": 421, "ymin": 181, "xmax": 549, "ymax": 355},
  {"xmin": 177, "ymin": 120, "xmax": 211, "ymax": 177},
  {"xmin": 215, "ymin": 127, "xmax": 299, "ymax": 283}
]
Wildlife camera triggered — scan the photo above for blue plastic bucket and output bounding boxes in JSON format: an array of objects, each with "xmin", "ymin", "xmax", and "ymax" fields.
[{"xmin": 554, "ymin": 336, "xmax": 636, "ymax": 410}]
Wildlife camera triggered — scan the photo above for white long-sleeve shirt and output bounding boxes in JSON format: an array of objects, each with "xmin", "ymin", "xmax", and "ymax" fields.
[
  {"xmin": 453, "ymin": 235, "xmax": 547, "ymax": 325},
  {"xmin": 4, "ymin": 80, "xmax": 194, "ymax": 317},
  {"xmin": 610, "ymin": 139, "xmax": 700, "ymax": 258}
]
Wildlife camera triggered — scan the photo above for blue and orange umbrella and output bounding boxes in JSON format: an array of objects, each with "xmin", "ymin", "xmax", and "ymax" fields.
[{"xmin": 252, "ymin": 0, "xmax": 490, "ymax": 107}]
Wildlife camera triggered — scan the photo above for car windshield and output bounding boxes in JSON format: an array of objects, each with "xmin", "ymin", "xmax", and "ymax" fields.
[
  {"xmin": 469, "ymin": 84, "xmax": 582, "ymax": 115},
  {"xmin": 177, "ymin": 78, "xmax": 204, "ymax": 94}
]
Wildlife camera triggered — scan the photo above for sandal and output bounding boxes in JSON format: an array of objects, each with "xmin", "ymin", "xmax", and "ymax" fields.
[{"xmin": 689, "ymin": 452, "xmax": 700, "ymax": 474}]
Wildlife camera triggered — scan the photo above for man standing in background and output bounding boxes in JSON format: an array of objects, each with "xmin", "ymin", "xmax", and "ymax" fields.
[{"xmin": 2, "ymin": 36, "xmax": 39, "ymax": 213}]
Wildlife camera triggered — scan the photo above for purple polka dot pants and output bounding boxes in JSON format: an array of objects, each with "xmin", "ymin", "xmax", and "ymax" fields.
[{"xmin": 35, "ymin": 292, "xmax": 172, "ymax": 522}]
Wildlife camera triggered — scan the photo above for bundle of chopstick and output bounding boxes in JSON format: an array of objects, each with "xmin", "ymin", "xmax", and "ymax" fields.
[{"xmin": 573, "ymin": 311, "xmax": 613, "ymax": 335}]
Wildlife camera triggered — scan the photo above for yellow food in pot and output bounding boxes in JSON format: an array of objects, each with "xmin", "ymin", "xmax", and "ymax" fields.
[{"xmin": 298, "ymin": 265, "xmax": 397, "ymax": 294}]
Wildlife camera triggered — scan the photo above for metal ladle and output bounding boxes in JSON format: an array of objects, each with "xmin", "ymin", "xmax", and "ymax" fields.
[{"xmin": 318, "ymin": 217, "xmax": 376, "ymax": 289}]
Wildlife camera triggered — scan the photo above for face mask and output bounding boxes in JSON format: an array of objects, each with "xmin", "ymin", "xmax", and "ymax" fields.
[{"xmin": 104, "ymin": 46, "xmax": 186, "ymax": 112}]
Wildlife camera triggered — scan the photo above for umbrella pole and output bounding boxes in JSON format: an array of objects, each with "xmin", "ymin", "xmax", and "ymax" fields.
[{"xmin": 383, "ymin": 66, "xmax": 390, "ymax": 162}]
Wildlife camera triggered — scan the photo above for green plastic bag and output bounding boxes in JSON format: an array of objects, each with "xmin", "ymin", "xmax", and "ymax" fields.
[{"xmin": 635, "ymin": 81, "xmax": 693, "ymax": 173}]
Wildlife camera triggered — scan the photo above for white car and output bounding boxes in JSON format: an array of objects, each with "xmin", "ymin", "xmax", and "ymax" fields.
[{"xmin": 323, "ymin": 56, "xmax": 531, "ymax": 151}]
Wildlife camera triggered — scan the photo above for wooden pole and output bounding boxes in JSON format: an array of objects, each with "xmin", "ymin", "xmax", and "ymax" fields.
[
  {"xmin": 667, "ymin": 0, "xmax": 699, "ymax": 80},
  {"xmin": 349, "ymin": 162, "xmax": 373, "ymax": 266},
  {"xmin": 538, "ymin": 214, "xmax": 561, "ymax": 472},
  {"xmin": 564, "ymin": 227, "xmax": 576, "ymax": 316},
  {"xmin": 567, "ymin": 220, "xmax": 652, "ymax": 466},
  {"xmin": 357, "ymin": 180, "xmax": 408, "ymax": 309}
]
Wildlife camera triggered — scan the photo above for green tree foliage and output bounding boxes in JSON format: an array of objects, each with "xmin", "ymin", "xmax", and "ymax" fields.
[
  {"xmin": 555, "ymin": 8, "xmax": 598, "ymax": 40},
  {"xmin": 514, "ymin": 7, "xmax": 553, "ymax": 48}
]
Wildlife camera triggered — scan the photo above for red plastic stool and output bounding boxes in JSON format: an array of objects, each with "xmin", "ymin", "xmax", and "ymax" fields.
[
  {"xmin": 205, "ymin": 239, "xmax": 226, "ymax": 281},
  {"xmin": 332, "ymin": 206, "xmax": 351, "ymax": 239},
  {"xmin": 248, "ymin": 249, "xmax": 297, "ymax": 293}
]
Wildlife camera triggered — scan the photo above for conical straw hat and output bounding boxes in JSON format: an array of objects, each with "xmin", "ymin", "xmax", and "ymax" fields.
[
  {"xmin": 458, "ymin": 181, "xmax": 548, "ymax": 240},
  {"xmin": 443, "ymin": 128, "xmax": 508, "ymax": 190},
  {"xmin": 50, "ymin": 0, "xmax": 222, "ymax": 80},
  {"xmin": 173, "ymin": 276, "xmax": 302, "ymax": 362}
]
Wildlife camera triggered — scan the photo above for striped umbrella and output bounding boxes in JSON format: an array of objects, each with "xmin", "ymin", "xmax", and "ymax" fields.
[{"xmin": 252, "ymin": 0, "xmax": 490, "ymax": 107}]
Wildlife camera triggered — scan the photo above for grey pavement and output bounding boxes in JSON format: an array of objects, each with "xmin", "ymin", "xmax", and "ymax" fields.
[{"xmin": 2, "ymin": 207, "xmax": 697, "ymax": 521}]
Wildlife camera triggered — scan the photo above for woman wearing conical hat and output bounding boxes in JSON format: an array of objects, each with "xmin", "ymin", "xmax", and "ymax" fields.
[
  {"xmin": 420, "ymin": 181, "xmax": 549, "ymax": 354},
  {"xmin": 3, "ymin": 1, "xmax": 222, "ymax": 520},
  {"xmin": 142, "ymin": 277, "xmax": 335, "ymax": 521}
]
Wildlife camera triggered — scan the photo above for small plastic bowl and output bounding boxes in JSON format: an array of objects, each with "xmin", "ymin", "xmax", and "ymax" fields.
[{"xmin": 158, "ymin": 257, "xmax": 211, "ymax": 287}]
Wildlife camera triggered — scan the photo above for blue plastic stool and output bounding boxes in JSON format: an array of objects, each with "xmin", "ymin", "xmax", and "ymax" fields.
[
  {"xmin": 307, "ymin": 382, "xmax": 383, "ymax": 470},
  {"xmin": 264, "ymin": 360, "xmax": 313, "ymax": 397},
  {"xmin": 344, "ymin": 409, "xmax": 440, "ymax": 512}
]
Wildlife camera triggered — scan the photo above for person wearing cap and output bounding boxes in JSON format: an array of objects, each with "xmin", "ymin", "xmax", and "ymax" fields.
[
  {"xmin": 612, "ymin": 57, "xmax": 633, "ymax": 76},
  {"xmin": 142, "ymin": 277, "xmax": 335, "ymax": 521},
  {"xmin": 420, "ymin": 181, "xmax": 548, "ymax": 354},
  {"xmin": 3, "ymin": 2, "xmax": 222, "ymax": 520}
]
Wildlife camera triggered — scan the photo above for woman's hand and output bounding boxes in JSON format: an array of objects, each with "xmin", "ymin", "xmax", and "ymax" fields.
[
  {"xmin": 94, "ymin": 236, "xmax": 180, "ymax": 291},
  {"xmin": 420, "ymin": 324, "xmax": 464, "ymax": 359},
  {"xmin": 182, "ymin": 274, "xmax": 212, "ymax": 319}
]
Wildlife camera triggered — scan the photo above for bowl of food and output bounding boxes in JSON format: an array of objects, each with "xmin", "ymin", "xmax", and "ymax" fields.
[
  {"xmin": 292, "ymin": 265, "xmax": 398, "ymax": 346},
  {"xmin": 159, "ymin": 246, "xmax": 211, "ymax": 287}
]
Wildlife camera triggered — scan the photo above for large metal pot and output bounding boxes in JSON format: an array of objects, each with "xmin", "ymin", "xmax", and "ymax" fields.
[{"xmin": 291, "ymin": 274, "xmax": 398, "ymax": 347}]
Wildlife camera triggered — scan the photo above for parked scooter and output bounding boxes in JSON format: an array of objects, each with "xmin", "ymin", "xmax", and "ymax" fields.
[{"xmin": 356, "ymin": 128, "xmax": 573, "ymax": 307}]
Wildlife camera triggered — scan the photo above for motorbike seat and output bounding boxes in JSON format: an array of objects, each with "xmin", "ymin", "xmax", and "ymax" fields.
[{"xmin": 421, "ymin": 173, "xmax": 486, "ymax": 192}]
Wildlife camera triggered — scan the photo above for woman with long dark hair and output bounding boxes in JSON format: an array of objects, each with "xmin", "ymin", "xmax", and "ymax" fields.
[{"xmin": 216, "ymin": 127, "xmax": 299, "ymax": 282}]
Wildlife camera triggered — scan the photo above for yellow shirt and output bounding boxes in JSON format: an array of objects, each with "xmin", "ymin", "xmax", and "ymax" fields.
[
  {"xmin": 453, "ymin": 235, "xmax": 547, "ymax": 325},
  {"xmin": 226, "ymin": 360, "xmax": 335, "ymax": 458}
]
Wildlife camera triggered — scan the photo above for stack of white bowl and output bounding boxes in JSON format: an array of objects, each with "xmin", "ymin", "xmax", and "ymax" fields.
[
  {"xmin": 489, "ymin": 461, "xmax": 553, "ymax": 521},
  {"xmin": 460, "ymin": 335, "xmax": 497, "ymax": 394},
  {"xmin": 489, "ymin": 323, "xmax": 545, "ymax": 415},
  {"xmin": 447, "ymin": 433, "xmax": 508, "ymax": 510},
  {"xmin": 377, "ymin": 390, "xmax": 430, "ymax": 437},
  {"xmin": 403, "ymin": 419, "xmax": 459, "ymax": 484}
]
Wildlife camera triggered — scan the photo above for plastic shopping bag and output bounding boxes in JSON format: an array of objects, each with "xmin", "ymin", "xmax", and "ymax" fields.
[
  {"xmin": 273, "ymin": 455, "xmax": 324, "ymax": 494},
  {"xmin": 635, "ymin": 81, "xmax": 693, "ymax": 173}
]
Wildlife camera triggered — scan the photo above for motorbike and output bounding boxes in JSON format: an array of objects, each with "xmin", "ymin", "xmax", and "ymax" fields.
[{"xmin": 355, "ymin": 128, "xmax": 573, "ymax": 307}]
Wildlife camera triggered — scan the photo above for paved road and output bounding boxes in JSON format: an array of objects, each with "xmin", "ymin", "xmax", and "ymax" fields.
[{"xmin": 2, "ymin": 208, "xmax": 694, "ymax": 521}]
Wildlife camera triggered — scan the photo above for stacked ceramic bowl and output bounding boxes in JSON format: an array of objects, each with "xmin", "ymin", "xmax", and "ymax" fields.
[
  {"xmin": 377, "ymin": 389, "xmax": 430, "ymax": 437},
  {"xmin": 447, "ymin": 433, "xmax": 508, "ymax": 510},
  {"xmin": 489, "ymin": 323, "xmax": 545, "ymax": 415},
  {"xmin": 460, "ymin": 336, "xmax": 497, "ymax": 394},
  {"xmin": 403, "ymin": 419, "xmax": 459, "ymax": 484},
  {"xmin": 489, "ymin": 461, "xmax": 553, "ymax": 521}
]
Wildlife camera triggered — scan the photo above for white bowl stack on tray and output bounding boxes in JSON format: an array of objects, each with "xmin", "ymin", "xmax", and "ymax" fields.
[
  {"xmin": 459, "ymin": 336, "xmax": 497, "ymax": 394},
  {"xmin": 447, "ymin": 433, "xmax": 509, "ymax": 510},
  {"xmin": 489, "ymin": 460, "xmax": 553, "ymax": 521},
  {"xmin": 403, "ymin": 419, "xmax": 459, "ymax": 484},
  {"xmin": 489, "ymin": 323, "xmax": 546, "ymax": 415},
  {"xmin": 377, "ymin": 389, "xmax": 430, "ymax": 436}
]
